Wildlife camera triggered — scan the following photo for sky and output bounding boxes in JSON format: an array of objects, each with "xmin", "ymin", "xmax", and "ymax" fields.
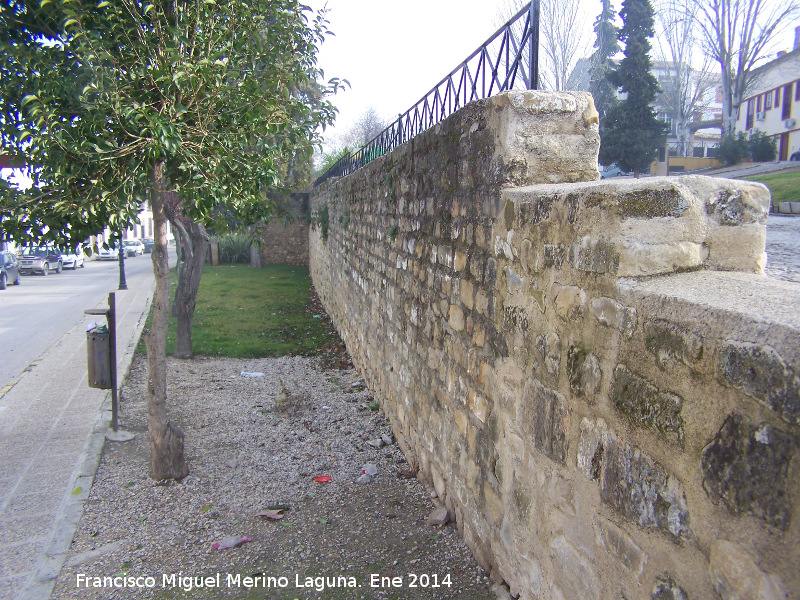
[
  {"xmin": 304, "ymin": 0, "xmax": 800, "ymax": 155},
  {"xmin": 302, "ymin": 0, "xmax": 553, "ymax": 153}
]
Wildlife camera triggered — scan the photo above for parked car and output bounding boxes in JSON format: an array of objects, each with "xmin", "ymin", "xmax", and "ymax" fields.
[
  {"xmin": 123, "ymin": 239, "xmax": 145, "ymax": 257},
  {"xmin": 600, "ymin": 164, "xmax": 632, "ymax": 178},
  {"xmin": 18, "ymin": 246, "xmax": 63, "ymax": 275},
  {"xmin": 61, "ymin": 245, "xmax": 86, "ymax": 269},
  {"xmin": 0, "ymin": 251, "xmax": 21, "ymax": 289},
  {"xmin": 98, "ymin": 244, "xmax": 119, "ymax": 261},
  {"xmin": 142, "ymin": 238, "xmax": 154, "ymax": 253}
]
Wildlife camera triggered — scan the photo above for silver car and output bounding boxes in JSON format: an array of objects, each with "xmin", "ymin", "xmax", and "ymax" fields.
[{"xmin": 18, "ymin": 246, "xmax": 63, "ymax": 275}]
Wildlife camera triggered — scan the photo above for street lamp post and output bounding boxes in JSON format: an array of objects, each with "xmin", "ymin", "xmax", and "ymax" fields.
[{"xmin": 118, "ymin": 233, "xmax": 128, "ymax": 290}]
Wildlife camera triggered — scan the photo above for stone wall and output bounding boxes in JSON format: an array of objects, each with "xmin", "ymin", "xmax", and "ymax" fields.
[
  {"xmin": 259, "ymin": 193, "xmax": 310, "ymax": 265},
  {"xmin": 308, "ymin": 91, "xmax": 800, "ymax": 600}
]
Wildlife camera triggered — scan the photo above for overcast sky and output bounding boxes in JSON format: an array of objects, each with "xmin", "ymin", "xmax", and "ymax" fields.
[
  {"xmin": 303, "ymin": 0, "xmax": 551, "ymax": 152},
  {"xmin": 305, "ymin": 0, "xmax": 799, "ymax": 154}
]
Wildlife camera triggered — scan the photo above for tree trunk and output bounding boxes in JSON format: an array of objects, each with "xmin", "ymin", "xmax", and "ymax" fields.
[
  {"xmin": 174, "ymin": 230, "xmax": 182, "ymax": 278},
  {"xmin": 170, "ymin": 217, "xmax": 209, "ymax": 358},
  {"xmin": 146, "ymin": 162, "xmax": 188, "ymax": 481},
  {"xmin": 249, "ymin": 224, "xmax": 262, "ymax": 268}
]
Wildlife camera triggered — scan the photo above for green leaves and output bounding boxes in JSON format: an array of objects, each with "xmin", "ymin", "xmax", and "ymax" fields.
[{"xmin": 1, "ymin": 0, "xmax": 341, "ymax": 247}]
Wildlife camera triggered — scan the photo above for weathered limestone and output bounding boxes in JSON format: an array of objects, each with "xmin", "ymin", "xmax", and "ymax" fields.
[{"xmin": 309, "ymin": 91, "xmax": 800, "ymax": 600}]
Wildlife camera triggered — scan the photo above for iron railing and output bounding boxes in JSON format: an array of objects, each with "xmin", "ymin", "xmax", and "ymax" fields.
[
  {"xmin": 315, "ymin": 1, "xmax": 540, "ymax": 186},
  {"xmin": 668, "ymin": 141, "xmax": 719, "ymax": 158}
]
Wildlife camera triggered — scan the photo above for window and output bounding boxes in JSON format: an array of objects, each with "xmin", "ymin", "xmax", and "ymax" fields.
[
  {"xmin": 776, "ymin": 89, "xmax": 781, "ymax": 108},
  {"xmin": 796, "ymin": 81, "xmax": 800, "ymax": 101},
  {"xmin": 757, "ymin": 95, "xmax": 762, "ymax": 112},
  {"xmin": 766, "ymin": 91, "xmax": 773, "ymax": 109},
  {"xmin": 783, "ymin": 84, "xmax": 793, "ymax": 120}
]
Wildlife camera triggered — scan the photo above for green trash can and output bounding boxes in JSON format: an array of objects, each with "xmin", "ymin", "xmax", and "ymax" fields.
[{"xmin": 87, "ymin": 330, "xmax": 112, "ymax": 389}]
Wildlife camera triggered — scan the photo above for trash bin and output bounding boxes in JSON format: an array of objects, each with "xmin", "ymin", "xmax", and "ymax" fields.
[{"xmin": 87, "ymin": 330, "xmax": 112, "ymax": 389}]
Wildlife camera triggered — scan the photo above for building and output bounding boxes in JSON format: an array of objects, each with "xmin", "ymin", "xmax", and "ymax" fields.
[{"xmin": 735, "ymin": 28, "xmax": 800, "ymax": 161}]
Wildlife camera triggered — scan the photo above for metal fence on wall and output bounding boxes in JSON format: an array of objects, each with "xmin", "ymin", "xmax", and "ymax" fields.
[{"xmin": 314, "ymin": 1, "xmax": 540, "ymax": 186}]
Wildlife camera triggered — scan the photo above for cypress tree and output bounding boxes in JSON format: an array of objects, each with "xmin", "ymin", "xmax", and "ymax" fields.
[
  {"xmin": 589, "ymin": 0, "xmax": 620, "ymax": 123},
  {"xmin": 598, "ymin": 0, "xmax": 667, "ymax": 177}
]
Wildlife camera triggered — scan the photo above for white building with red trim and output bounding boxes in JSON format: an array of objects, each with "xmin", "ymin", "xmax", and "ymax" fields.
[{"xmin": 736, "ymin": 29, "xmax": 800, "ymax": 160}]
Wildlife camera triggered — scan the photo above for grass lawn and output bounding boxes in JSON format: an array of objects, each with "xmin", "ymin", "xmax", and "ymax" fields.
[
  {"xmin": 142, "ymin": 264, "xmax": 342, "ymax": 358},
  {"xmin": 743, "ymin": 170, "xmax": 800, "ymax": 206}
]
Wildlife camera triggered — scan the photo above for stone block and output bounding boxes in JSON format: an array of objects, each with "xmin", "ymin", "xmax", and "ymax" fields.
[
  {"xmin": 553, "ymin": 284, "xmax": 586, "ymax": 321},
  {"xmin": 578, "ymin": 418, "xmax": 608, "ymax": 481},
  {"xmin": 504, "ymin": 266, "xmax": 525, "ymax": 294},
  {"xmin": 503, "ymin": 305, "xmax": 530, "ymax": 333},
  {"xmin": 519, "ymin": 239, "xmax": 541, "ymax": 273},
  {"xmin": 543, "ymin": 244, "xmax": 566, "ymax": 269},
  {"xmin": 550, "ymin": 536, "xmax": 600, "ymax": 600},
  {"xmin": 701, "ymin": 413, "xmax": 796, "ymax": 530},
  {"xmin": 616, "ymin": 239, "xmax": 708, "ymax": 277},
  {"xmin": 705, "ymin": 185, "xmax": 769, "ymax": 226},
  {"xmin": 472, "ymin": 392, "xmax": 489, "ymax": 424},
  {"xmin": 618, "ymin": 187, "xmax": 688, "ymax": 219},
  {"xmin": 475, "ymin": 290, "xmax": 490, "ymax": 316},
  {"xmin": 600, "ymin": 436, "xmax": 690, "ymax": 538},
  {"xmin": 595, "ymin": 519, "xmax": 647, "ymax": 577},
  {"xmin": 645, "ymin": 319, "xmax": 703, "ymax": 367},
  {"xmin": 651, "ymin": 577, "xmax": 688, "ymax": 600},
  {"xmin": 483, "ymin": 481, "xmax": 504, "ymax": 525},
  {"xmin": 718, "ymin": 342, "xmax": 800, "ymax": 424},
  {"xmin": 454, "ymin": 249, "xmax": 468, "ymax": 272},
  {"xmin": 611, "ymin": 365, "xmax": 684, "ymax": 444},
  {"xmin": 449, "ymin": 305, "xmax": 465, "ymax": 332},
  {"xmin": 590, "ymin": 297, "xmax": 637, "ymax": 338},
  {"xmin": 460, "ymin": 278, "xmax": 475, "ymax": 310},
  {"xmin": 567, "ymin": 347, "xmax": 602, "ymax": 399},
  {"xmin": 513, "ymin": 193, "xmax": 553, "ymax": 226},
  {"xmin": 485, "ymin": 257, "xmax": 498, "ymax": 287},
  {"xmin": 709, "ymin": 540, "xmax": 785, "ymax": 600},
  {"xmin": 488, "ymin": 91, "xmax": 600, "ymax": 185},
  {"xmin": 570, "ymin": 236, "xmax": 620, "ymax": 274},
  {"xmin": 521, "ymin": 379, "xmax": 568, "ymax": 464},
  {"xmin": 535, "ymin": 332, "xmax": 561, "ymax": 376}
]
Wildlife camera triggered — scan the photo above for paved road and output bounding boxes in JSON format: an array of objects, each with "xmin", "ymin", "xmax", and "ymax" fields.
[
  {"xmin": 0, "ymin": 255, "xmax": 156, "ymax": 390},
  {"xmin": 0, "ymin": 257, "xmax": 156, "ymax": 600},
  {"xmin": 766, "ymin": 215, "xmax": 800, "ymax": 284}
]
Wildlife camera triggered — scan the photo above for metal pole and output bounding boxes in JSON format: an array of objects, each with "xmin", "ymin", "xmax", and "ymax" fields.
[
  {"xmin": 118, "ymin": 234, "xmax": 128, "ymax": 290},
  {"xmin": 529, "ymin": 0, "xmax": 539, "ymax": 90},
  {"xmin": 108, "ymin": 292, "xmax": 118, "ymax": 432}
]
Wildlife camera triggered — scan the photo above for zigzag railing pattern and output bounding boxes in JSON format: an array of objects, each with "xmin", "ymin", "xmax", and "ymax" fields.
[{"xmin": 315, "ymin": 1, "xmax": 540, "ymax": 186}]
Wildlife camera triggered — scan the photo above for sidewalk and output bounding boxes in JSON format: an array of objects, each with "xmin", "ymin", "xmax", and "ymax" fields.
[{"xmin": 0, "ymin": 282, "xmax": 154, "ymax": 600}]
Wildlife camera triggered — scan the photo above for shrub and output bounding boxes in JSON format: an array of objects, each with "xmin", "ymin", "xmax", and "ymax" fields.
[
  {"xmin": 715, "ymin": 133, "xmax": 749, "ymax": 166},
  {"xmin": 748, "ymin": 131, "xmax": 778, "ymax": 162},
  {"xmin": 216, "ymin": 234, "xmax": 251, "ymax": 264}
]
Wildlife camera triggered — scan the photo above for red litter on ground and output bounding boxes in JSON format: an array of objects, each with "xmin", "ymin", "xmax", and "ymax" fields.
[{"xmin": 314, "ymin": 475, "xmax": 332, "ymax": 483}]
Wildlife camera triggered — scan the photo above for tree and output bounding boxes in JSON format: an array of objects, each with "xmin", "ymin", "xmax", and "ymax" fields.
[
  {"xmin": 345, "ymin": 107, "xmax": 386, "ymax": 148},
  {"xmin": 589, "ymin": 0, "xmax": 621, "ymax": 122},
  {"xmin": 598, "ymin": 0, "xmax": 667, "ymax": 176},
  {"xmin": 494, "ymin": 0, "xmax": 590, "ymax": 92},
  {"xmin": 0, "ymin": 0, "xmax": 340, "ymax": 479},
  {"xmin": 653, "ymin": 0, "xmax": 718, "ymax": 156},
  {"xmin": 164, "ymin": 192, "xmax": 209, "ymax": 359},
  {"xmin": 694, "ymin": 0, "xmax": 800, "ymax": 136},
  {"xmin": 314, "ymin": 106, "xmax": 385, "ymax": 175}
]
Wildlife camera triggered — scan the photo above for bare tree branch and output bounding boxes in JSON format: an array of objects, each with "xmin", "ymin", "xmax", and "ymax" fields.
[{"xmin": 693, "ymin": 0, "xmax": 800, "ymax": 135}]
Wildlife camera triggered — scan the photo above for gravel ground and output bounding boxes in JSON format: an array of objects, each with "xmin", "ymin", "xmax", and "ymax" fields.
[{"xmin": 52, "ymin": 354, "xmax": 500, "ymax": 600}]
